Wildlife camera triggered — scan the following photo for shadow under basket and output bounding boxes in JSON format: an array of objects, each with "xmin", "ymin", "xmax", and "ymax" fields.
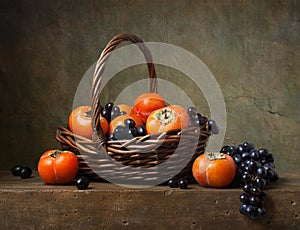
[{"xmin": 55, "ymin": 33, "xmax": 212, "ymax": 185}]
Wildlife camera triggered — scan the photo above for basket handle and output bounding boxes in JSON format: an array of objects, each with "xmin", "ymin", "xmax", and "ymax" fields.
[{"xmin": 91, "ymin": 33, "xmax": 157, "ymax": 147}]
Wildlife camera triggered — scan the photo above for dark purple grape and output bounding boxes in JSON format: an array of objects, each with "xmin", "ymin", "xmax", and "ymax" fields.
[
  {"xmin": 207, "ymin": 120, "xmax": 219, "ymax": 134},
  {"xmin": 101, "ymin": 109, "xmax": 111, "ymax": 122},
  {"xmin": 242, "ymin": 172, "xmax": 252, "ymax": 183},
  {"xmin": 250, "ymin": 187, "xmax": 261, "ymax": 196},
  {"xmin": 220, "ymin": 145, "xmax": 231, "ymax": 154},
  {"xmin": 221, "ymin": 145, "xmax": 235, "ymax": 157},
  {"xmin": 187, "ymin": 106, "xmax": 197, "ymax": 116},
  {"xmin": 76, "ymin": 176, "xmax": 90, "ymax": 190},
  {"xmin": 108, "ymin": 133, "xmax": 117, "ymax": 141},
  {"xmin": 263, "ymin": 162, "xmax": 275, "ymax": 169},
  {"xmin": 243, "ymin": 166, "xmax": 253, "ymax": 174},
  {"xmin": 189, "ymin": 112, "xmax": 205, "ymax": 127},
  {"xmin": 191, "ymin": 113, "xmax": 200, "ymax": 121},
  {"xmin": 11, "ymin": 165, "xmax": 23, "ymax": 176},
  {"xmin": 112, "ymin": 105, "xmax": 120, "ymax": 114},
  {"xmin": 114, "ymin": 125, "xmax": 128, "ymax": 140},
  {"xmin": 229, "ymin": 146, "xmax": 236, "ymax": 152},
  {"xmin": 249, "ymin": 196, "xmax": 261, "ymax": 205},
  {"xmin": 245, "ymin": 204, "xmax": 256, "ymax": 217},
  {"xmin": 193, "ymin": 119, "xmax": 202, "ymax": 127},
  {"xmin": 124, "ymin": 118, "xmax": 136, "ymax": 129},
  {"xmin": 233, "ymin": 154, "xmax": 242, "ymax": 165},
  {"xmin": 248, "ymin": 160, "xmax": 258, "ymax": 170},
  {"xmin": 250, "ymin": 149, "xmax": 260, "ymax": 160},
  {"xmin": 110, "ymin": 106, "xmax": 121, "ymax": 120},
  {"xmin": 114, "ymin": 125, "xmax": 126, "ymax": 134},
  {"xmin": 239, "ymin": 204, "xmax": 248, "ymax": 215},
  {"xmin": 127, "ymin": 128, "xmax": 138, "ymax": 137},
  {"xmin": 258, "ymin": 148, "xmax": 269, "ymax": 158},
  {"xmin": 240, "ymin": 193, "xmax": 250, "ymax": 203},
  {"xmin": 105, "ymin": 102, "xmax": 114, "ymax": 112},
  {"xmin": 240, "ymin": 161, "xmax": 247, "ymax": 168},
  {"xmin": 167, "ymin": 179, "xmax": 178, "ymax": 188},
  {"xmin": 235, "ymin": 144, "xmax": 245, "ymax": 154},
  {"xmin": 243, "ymin": 183, "xmax": 253, "ymax": 193},
  {"xmin": 243, "ymin": 141, "xmax": 255, "ymax": 152},
  {"xmin": 257, "ymin": 167, "xmax": 267, "ymax": 177},
  {"xmin": 241, "ymin": 151, "xmax": 251, "ymax": 160},
  {"xmin": 178, "ymin": 178, "xmax": 188, "ymax": 189},
  {"xmin": 254, "ymin": 178, "xmax": 266, "ymax": 189},
  {"xmin": 136, "ymin": 126, "xmax": 147, "ymax": 136},
  {"xmin": 20, "ymin": 167, "xmax": 32, "ymax": 179}
]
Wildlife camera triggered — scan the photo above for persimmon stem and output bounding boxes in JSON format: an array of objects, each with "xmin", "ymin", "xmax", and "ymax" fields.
[{"xmin": 49, "ymin": 150, "xmax": 62, "ymax": 158}]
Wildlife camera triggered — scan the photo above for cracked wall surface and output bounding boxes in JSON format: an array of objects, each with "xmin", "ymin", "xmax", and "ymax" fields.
[{"xmin": 0, "ymin": 0, "xmax": 299, "ymax": 173}]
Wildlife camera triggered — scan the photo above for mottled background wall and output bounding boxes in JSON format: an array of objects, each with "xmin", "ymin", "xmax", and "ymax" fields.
[{"xmin": 0, "ymin": 0, "xmax": 299, "ymax": 173}]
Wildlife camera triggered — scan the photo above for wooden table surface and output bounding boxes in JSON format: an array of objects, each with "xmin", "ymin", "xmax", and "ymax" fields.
[{"xmin": 1, "ymin": 170, "xmax": 299, "ymax": 229}]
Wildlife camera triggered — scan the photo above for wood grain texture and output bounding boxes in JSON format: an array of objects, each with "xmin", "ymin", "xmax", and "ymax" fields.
[{"xmin": 0, "ymin": 171, "xmax": 299, "ymax": 229}]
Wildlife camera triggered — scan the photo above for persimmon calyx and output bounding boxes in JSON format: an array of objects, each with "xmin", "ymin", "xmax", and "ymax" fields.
[
  {"xmin": 154, "ymin": 108, "xmax": 176, "ymax": 125},
  {"xmin": 207, "ymin": 152, "xmax": 226, "ymax": 161},
  {"xmin": 48, "ymin": 150, "xmax": 62, "ymax": 158}
]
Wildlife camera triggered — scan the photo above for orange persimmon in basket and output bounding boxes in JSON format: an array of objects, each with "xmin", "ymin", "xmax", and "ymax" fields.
[
  {"xmin": 146, "ymin": 105, "xmax": 190, "ymax": 134},
  {"xmin": 133, "ymin": 92, "xmax": 166, "ymax": 123},
  {"xmin": 117, "ymin": 104, "xmax": 133, "ymax": 115},
  {"xmin": 192, "ymin": 152, "xmax": 236, "ymax": 188},
  {"xmin": 69, "ymin": 106, "xmax": 108, "ymax": 139}
]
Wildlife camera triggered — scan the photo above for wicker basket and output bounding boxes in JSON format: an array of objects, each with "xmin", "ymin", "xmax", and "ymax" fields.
[{"xmin": 56, "ymin": 33, "xmax": 211, "ymax": 184}]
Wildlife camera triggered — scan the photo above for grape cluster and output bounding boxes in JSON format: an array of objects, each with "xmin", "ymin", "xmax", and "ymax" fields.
[
  {"xmin": 187, "ymin": 106, "xmax": 219, "ymax": 134},
  {"xmin": 11, "ymin": 165, "xmax": 32, "ymax": 179},
  {"xmin": 187, "ymin": 106, "xmax": 208, "ymax": 127},
  {"xmin": 101, "ymin": 102, "xmax": 126, "ymax": 124},
  {"xmin": 108, "ymin": 118, "xmax": 147, "ymax": 141},
  {"xmin": 221, "ymin": 142, "xmax": 279, "ymax": 219},
  {"xmin": 101, "ymin": 102, "xmax": 147, "ymax": 141}
]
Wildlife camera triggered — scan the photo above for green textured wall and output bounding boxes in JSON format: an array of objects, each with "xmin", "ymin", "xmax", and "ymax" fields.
[{"xmin": 0, "ymin": 0, "xmax": 299, "ymax": 173}]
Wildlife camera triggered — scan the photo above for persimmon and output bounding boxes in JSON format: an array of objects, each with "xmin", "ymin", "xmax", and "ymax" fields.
[
  {"xmin": 38, "ymin": 150, "xmax": 78, "ymax": 185},
  {"xmin": 146, "ymin": 105, "xmax": 190, "ymax": 134},
  {"xmin": 117, "ymin": 104, "xmax": 133, "ymax": 115},
  {"xmin": 133, "ymin": 93, "xmax": 166, "ymax": 123},
  {"xmin": 69, "ymin": 106, "xmax": 108, "ymax": 139},
  {"xmin": 192, "ymin": 152, "xmax": 236, "ymax": 188}
]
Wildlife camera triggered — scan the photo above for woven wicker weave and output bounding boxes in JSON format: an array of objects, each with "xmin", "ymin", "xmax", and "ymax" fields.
[{"xmin": 56, "ymin": 33, "xmax": 211, "ymax": 184}]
